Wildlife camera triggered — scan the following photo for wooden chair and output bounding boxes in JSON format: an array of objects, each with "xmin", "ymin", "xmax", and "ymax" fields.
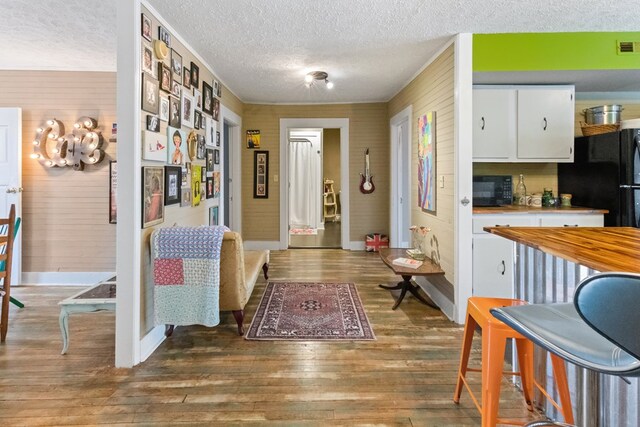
[{"xmin": 0, "ymin": 204, "xmax": 16, "ymax": 342}]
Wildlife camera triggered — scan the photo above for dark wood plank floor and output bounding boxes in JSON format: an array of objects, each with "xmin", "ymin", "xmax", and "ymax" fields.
[{"xmin": 0, "ymin": 249, "xmax": 540, "ymax": 426}]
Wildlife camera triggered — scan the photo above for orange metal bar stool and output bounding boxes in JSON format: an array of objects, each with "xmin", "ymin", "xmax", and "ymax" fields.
[{"xmin": 453, "ymin": 297, "xmax": 574, "ymax": 427}]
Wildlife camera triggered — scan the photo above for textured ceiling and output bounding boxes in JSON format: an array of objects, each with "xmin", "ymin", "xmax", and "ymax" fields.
[{"xmin": 1, "ymin": 0, "xmax": 638, "ymax": 103}]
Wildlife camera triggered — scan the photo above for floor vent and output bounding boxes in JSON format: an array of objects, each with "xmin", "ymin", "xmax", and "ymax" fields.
[{"xmin": 617, "ymin": 41, "xmax": 640, "ymax": 54}]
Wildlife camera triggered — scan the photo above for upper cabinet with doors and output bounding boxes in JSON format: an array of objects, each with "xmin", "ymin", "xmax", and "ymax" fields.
[{"xmin": 473, "ymin": 85, "xmax": 575, "ymax": 163}]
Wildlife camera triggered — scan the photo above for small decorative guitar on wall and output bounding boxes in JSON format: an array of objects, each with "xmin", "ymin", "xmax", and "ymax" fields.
[{"xmin": 359, "ymin": 148, "xmax": 375, "ymax": 194}]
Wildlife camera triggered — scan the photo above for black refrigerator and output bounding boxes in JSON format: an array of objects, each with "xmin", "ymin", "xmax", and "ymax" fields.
[{"xmin": 558, "ymin": 128, "xmax": 640, "ymax": 227}]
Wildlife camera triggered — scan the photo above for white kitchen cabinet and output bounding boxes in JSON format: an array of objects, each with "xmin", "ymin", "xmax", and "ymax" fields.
[
  {"xmin": 472, "ymin": 89, "xmax": 516, "ymax": 160},
  {"xmin": 473, "ymin": 85, "xmax": 575, "ymax": 163},
  {"xmin": 472, "ymin": 212, "xmax": 603, "ymax": 298}
]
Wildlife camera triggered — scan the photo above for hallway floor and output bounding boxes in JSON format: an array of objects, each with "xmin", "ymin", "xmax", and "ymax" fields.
[{"xmin": 289, "ymin": 221, "xmax": 341, "ymax": 248}]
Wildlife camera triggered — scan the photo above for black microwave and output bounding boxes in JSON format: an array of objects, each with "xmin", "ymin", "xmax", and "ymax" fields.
[{"xmin": 472, "ymin": 175, "xmax": 513, "ymax": 206}]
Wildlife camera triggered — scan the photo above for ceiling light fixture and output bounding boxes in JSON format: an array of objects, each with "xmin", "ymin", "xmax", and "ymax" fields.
[{"xmin": 305, "ymin": 71, "xmax": 333, "ymax": 89}]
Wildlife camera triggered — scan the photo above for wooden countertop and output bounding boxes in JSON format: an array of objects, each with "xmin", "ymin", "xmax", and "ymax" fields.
[
  {"xmin": 473, "ymin": 205, "xmax": 608, "ymax": 214},
  {"xmin": 485, "ymin": 226, "xmax": 640, "ymax": 273}
]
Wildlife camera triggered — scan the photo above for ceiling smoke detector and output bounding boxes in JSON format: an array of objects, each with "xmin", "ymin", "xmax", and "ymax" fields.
[{"xmin": 305, "ymin": 71, "xmax": 333, "ymax": 89}]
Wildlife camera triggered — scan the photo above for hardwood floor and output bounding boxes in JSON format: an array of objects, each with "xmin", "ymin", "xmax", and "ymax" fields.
[{"xmin": 0, "ymin": 250, "xmax": 540, "ymax": 426}]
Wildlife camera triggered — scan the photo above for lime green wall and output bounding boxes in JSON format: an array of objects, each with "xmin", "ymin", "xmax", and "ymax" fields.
[{"xmin": 474, "ymin": 32, "xmax": 640, "ymax": 71}]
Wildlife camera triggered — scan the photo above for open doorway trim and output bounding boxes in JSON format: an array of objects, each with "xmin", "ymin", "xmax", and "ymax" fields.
[
  {"xmin": 279, "ymin": 118, "xmax": 349, "ymax": 250},
  {"xmin": 220, "ymin": 105, "xmax": 242, "ymax": 233},
  {"xmin": 389, "ymin": 105, "xmax": 412, "ymax": 248}
]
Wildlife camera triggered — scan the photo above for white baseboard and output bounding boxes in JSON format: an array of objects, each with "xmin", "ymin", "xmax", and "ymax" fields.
[
  {"xmin": 22, "ymin": 272, "xmax": 116, "ymax": 286},
  {"xmin": 349, "ymin": 241, "xmax": 366, "ymax": 251},
  {"xmin": 244, "ymin": 241, "xmax": 281, "ymax": 251},
  {"xmin": 140, "ymin": 324, "xmax": 166, "ymax": 363},
  {"xmin": 414, "ymin": 276, "xmax": 455, "ymax": 321}
]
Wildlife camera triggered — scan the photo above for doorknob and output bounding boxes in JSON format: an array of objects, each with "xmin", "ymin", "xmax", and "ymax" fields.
[
  {"xmin": 460, "ymin": 197, "xmax": 470, "ymax": 206},
  {"xmin": 6, "ymin": 187, "xmax": 23, "ymax": 194}
]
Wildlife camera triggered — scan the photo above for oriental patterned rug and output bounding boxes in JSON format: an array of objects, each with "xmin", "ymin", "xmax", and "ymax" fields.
[{"xmin": 246, "ymin": 282, "xmax": 375, "ymax": 340}]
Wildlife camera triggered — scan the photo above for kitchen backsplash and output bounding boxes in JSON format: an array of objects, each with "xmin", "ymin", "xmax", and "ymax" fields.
[{"xmin": 473, "ymin": 163, "xmax": 558, "ymax": 195}]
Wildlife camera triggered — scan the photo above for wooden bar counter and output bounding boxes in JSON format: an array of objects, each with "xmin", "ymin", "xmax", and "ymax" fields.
[{"xmin": 483, "ymin": 226, "xmax": 640, "ymax": 427}]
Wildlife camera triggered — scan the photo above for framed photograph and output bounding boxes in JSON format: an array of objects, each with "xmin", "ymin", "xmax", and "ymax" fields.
[
  {"xmin": 164, "ymin": 166, "xmax": 182, "ymax": 206},
  {"xmin": 159, "ymin": 97, "xmax": 169, "ymax": 122},
  {"xmin": 213, "ymin": 79, "xmax": 219, "ymax": 97},
  {"xmin": 142, "ymin": 44, "xmax": 154, "ymax": 75},
  {"xmin": 194, "ymin": 110, "xmax": 202, "ymax": 130},
  {"xmin": 190, "ymin": 62, "xmax": 200, "ymax": 88},
  {"xmin": 171, "ymin": 80, "xmax": 181, "ymax": 97},
  {"xmin": 205, "ymin": 117, "xmax": 216, "ymax": 146},
  {"xmin": 201, "ymin": 180, "xmax": 206, "ymax": 201},
  {"xmin": 212, "ymin": 98, "xmax": 220, "ymax": 121},
  {"xmin": 158, "ymin": 63, "xmax": 171, "ymax": 92},
  {"xmin": 143, "ymin": 130, "xmax": 166, "ymax": 162},
  {"xmin": 202, "ymin": 81, "xmax": 213, "ymax": 115},
  {"xmin": 206, "ymin": 176, "xmax": 214, "ymax": 199},
  {"xmin": 180, "ymin": 187, "xmax": 192, "ymax": 207},
  {"xmin": 191, "ymin": 165, "xmax": 201, "ymax": 207},
  {"xmin": 201, "ymin": 164, "xmax": 207, "ymax": 182},
  {"xmin": 167, "ymin": 126, "xmax": 187, "ymax": 165},
  {"xmin": 246, "ymin": 129, "xmax": 260, "ymax": 148},
  {"xmin": 141, "ymin": 13, "xmax": 152, "ymax": 41},
  {"xmin": 197, "ymin": 134, "xmax": 206, "ymax": 159},
  {"xmin": 171, "ymin": 49, "xmax": 182, "ymax": 82},
  {"xmin": 182, "ymin": 162, "xmax": 191, "ymax": 187},
  {"xmin": 181, "ymin": 91, "xmax": 194, "ymax": 128},
  {"xmin": 213, "ymin": 171, "xmax": 220, "ymax": 198},
  {"xmin": 418, "ymin": 111, "xmax": 437, "ymax": 213},
  {"xmin": 214, "ymin": 148, "xmax": 220, "ymax": 165},
  {"xmin": 206, "ymin": 149, "xmax": 214, "ymax": 171},
  {"xmin": 146, "ymin": 115, "xmax": 160, "ymax": 132},
  {"xmin": 201, "ymin": 114, "xmax": 206, "ymax": 129},
  {"xmin": 216, "ymin": 131, "xmax": 220, "ymax": 147},
  {"xmin": 253, "ymin": 150, "xmax": 268, "ymax": 198},
  {"xmin": 209, "ymin": 206, "xmax": 218, "ymax": 226},
  {"xmin": 182, "ymin": 66, "xmax": 191, "ymax": 87},
  {"xmin": 109, "ymin": 161, "xmax": 117, "ymax": 224},
  {"xmin": 158, "ymin": 26, "xmax": 171, "ymax": 47},
  {"xmin": 217, "ymin": 81, "xmax": 222, "ymax": 97},
  {"xmin": 142, "ymin": 166, "xmax": 164, "ymax": 228},
  {"xmin": 141, "ymin": 73, "xmax": 159, "ymax": 114},
  {"xmin": 193, "ymin": 88, "xmax": 202, "ymax": 109},
  {"xmin": 168, "ymin": 96, "xmax": 181, "ymax": 128}
]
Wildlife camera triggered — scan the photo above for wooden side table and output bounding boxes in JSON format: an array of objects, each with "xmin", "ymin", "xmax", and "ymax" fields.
[
  {"xmin": 58, "ymin": 277, "xmax": 116, "ymax": 355},
  {"xmin": 378, "ymin": 248, "xmax": 444, "ymax": 310}
]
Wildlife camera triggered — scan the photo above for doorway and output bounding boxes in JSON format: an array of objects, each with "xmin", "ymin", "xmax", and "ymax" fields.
[
  {"xmin": 288, "ymin": 128, "xmax": 341, "ymax": 248},
  {"xmin": 220, "ymin": 105, "xmax": 242, "ymax": 232},
  {"xmin": 279, "ymin": 118, "xmax": 350, "ymax": 250},
  {"xmin": 390, "ymin": 105, "xmax": 412, "ymax": 248}
]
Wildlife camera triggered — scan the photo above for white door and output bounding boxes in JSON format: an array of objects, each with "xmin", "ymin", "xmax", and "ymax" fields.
[
  {"xmin": 390, "ymin": 106, "xmax": 412, "ymax": 248},
  {"xmin": 0, "ymin": 108, "xmax": 22, "ymax": 286}
]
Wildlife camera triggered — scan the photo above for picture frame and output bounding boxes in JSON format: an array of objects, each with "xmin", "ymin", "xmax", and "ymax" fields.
[
  {"xmin": 206, "ymin": 149, "xmax": 214, "ymax": 172},
  {"xmin": 141, "ymin": 13, "xmax": 152, "ymax": 41},
  {"xmin": 142, "ymin": 44, "xmax": 154, "ymax": 75},
  {"xmin": 167, "ymin": 126, "xmax": 187, "ymax": 165},
  {"xmin": 164, "ymin": 166, "xmax": 182, "ymax": 206},
  {"xmin": 158, "ymin": 26, "xmax": 171, "ymax": 48},
  {"xmin": 194, "ymin": 110, "xmax": 202, "ymax": 130},
  {"xmin": 181, "ymin": 91, "xmax": 195, "ymax": 128},
  {"xmin": 213, "ymin": 171, "xmax": 220, "ymax": 198},
  {"xmin": 217, "ymin": 81, "xmax": 222, "ymax": 97},
  {"xmin": 191, "ymin": 165, "xmax": 202, "ymax": 207},
  {"xmin": 142, "ymin": 166, "xmax": 165, "ymax": 228},
  {"xmin": 143, "ymin": 130, "xmax": 167, "ymax": 162},
  {"xmin": 190, "ymin": 62, "xmax": 200, "ymax": 88},
  {"xmin": 182, "ymin": 162, "xmax": 191, "ymax": 187},
  {"xmin": 158, "ymin": 63, "xmax": 171, "ymax": 92},
  {"xmin": 171, "ymin": 80, "xmax": 181, "ymax": 97},
  {"xmin": 141, "ymin": 73, "xmax": 159, "ymax": 114},
  {"xmin": 209, "ymin": 206, "xmax": 218, "ymax": 226},
  {"xmin": 202, "ymin": 81, "xmax": 213, "ymax": 115},
  {"xmin": 246, "ymin": 129, "xmax": 260, "ymax": 148},
  {"xmin": 253, "ymin": 151, "xmax": 268, "ymax": 198},
  {"xmin": 216, "ymin": 131, "xmax": 220, "ymax": 147},
  {"xmin": 212, "ymin": 98, "xmax": 220, "ymax": 121},
  {"xmin": 197, "ymin": 134, "xmax": 206, "ymax": 159},
  {"xmin": 146, "ymin": 115, "xmax": 160, "ymax": 132},
  {"xmin": 213, "ymin": 79, "xmax": 219, "ymax": 97},
  {"xmin": 159, "ymin": 96, "xmax": 170, "ymax": 122},
  {"xmin": 182, "ymin": 66, "xmax": 191, "ymax": 87},
  {"xmin": 417, "ymin": 111, "xmax": 437, "ymax": 213},
  {"xmin": 193, "ymin": 88, "xmax": 202, "ymax": 109},
  {"xmin": 171, "ymin": 49, "xmax": 182, "ymax": 82},
  {"xmin": 205, "ymin": 117, "xmax": 216, "ymax": 146},
  {"xmin": 109, "ymin": 161, "xmax": 117, "ymax": 224},
  {"xmin": 201, "ymin": 114, "xmax": 206, "ymax": 129},
  {"xmin": 214, "ymin": 149, "xmax": 220, "ymax": 164},
  {"xmin": 180, "ymin": 187, "xmax": 192, "ymax": 207},
  {"xmin": 201, "ymin": 164, "xmax": 207, "ymax": 182},
  {"xmin": 168, "ymin": 96, "xmax": 181, "ymax": 128},
  {"xmin": 206, "ymin": 176, "xmax": 214, "ymax": 199}
]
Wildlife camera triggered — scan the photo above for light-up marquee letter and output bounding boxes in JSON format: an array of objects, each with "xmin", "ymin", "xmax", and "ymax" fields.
[{"xmin": 31, "ymin": 116, "xmax": 104, "ymax": 171}]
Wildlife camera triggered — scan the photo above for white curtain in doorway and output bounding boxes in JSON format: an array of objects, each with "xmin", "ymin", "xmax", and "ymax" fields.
[{"xmin": 289, "ymin": 140, "xmax": 314, "ymax": 228}]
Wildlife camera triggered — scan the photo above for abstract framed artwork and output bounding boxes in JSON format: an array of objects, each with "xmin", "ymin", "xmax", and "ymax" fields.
[
  {"xmin": 417, "ymin": 111, "xmax": 436, "ymax": 213},
  {"xmin": 253, "ymin": 150, "xmax": 268, "ymax": 198},
  {"xmin": 142, "ymin": 166, "xmax": 165, "ymax": 228},
  {"xmin": 164, "ymin": 166, "xmax": 182, "ymax": 206}
]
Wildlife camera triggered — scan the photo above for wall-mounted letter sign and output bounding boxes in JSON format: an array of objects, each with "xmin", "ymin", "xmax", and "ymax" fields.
[{"xmin": 31, "ymin": 116, "xmax": 104, "ymax": 171}]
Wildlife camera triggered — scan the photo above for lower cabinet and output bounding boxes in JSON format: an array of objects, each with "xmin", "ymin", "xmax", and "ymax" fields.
[{"xmin": 472, "ymin": 213, "xmax": 604, "ymax": 298}]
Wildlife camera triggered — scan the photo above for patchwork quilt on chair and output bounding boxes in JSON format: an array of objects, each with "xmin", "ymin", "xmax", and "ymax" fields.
[{"xmin": 152, "ymin": 226, "xmax": 228, "ymax": 327}]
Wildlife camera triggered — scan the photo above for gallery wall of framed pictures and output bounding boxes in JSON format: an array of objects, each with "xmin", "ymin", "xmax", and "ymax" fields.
[{"xmin": 140, "ymin": 7, "xmax": 226, "ymax": 229}]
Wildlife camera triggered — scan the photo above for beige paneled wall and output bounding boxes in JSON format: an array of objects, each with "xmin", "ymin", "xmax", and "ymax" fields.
[
  {"xmin": 242, "ymin": 103, "xmax": 389, "ymax": 242},
  {"xmin": 388, "ymin": 45, "xmax": 455, "ymax": 285},
  {"xmin": 0, "ymin": 70, "xmax": 117, "ymax": 273},
  {"xmin": 323, "ymin": 128, "xmax": 341, "ymax": 200},
  {"xmin": 574, "ymin": 97, "xmax": 640, "ymax": 136},
  {"xmin": 473, "ymin": 163, "xmax": 559, "ymax": 195}
]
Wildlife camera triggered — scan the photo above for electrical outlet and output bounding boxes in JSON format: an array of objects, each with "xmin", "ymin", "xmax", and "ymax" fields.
[{"xmin": 273, "ymin": 174, "xmax": 278, "ymax": 182}]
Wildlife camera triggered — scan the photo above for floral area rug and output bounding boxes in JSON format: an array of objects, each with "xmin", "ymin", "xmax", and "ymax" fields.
[
  {"xmin": 246, "ymin": 282, "xmax": 376, "ymax": 341},
  {"xmin": 289, "ymin": 227, "xmax": 318, "ymax": 235}
]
